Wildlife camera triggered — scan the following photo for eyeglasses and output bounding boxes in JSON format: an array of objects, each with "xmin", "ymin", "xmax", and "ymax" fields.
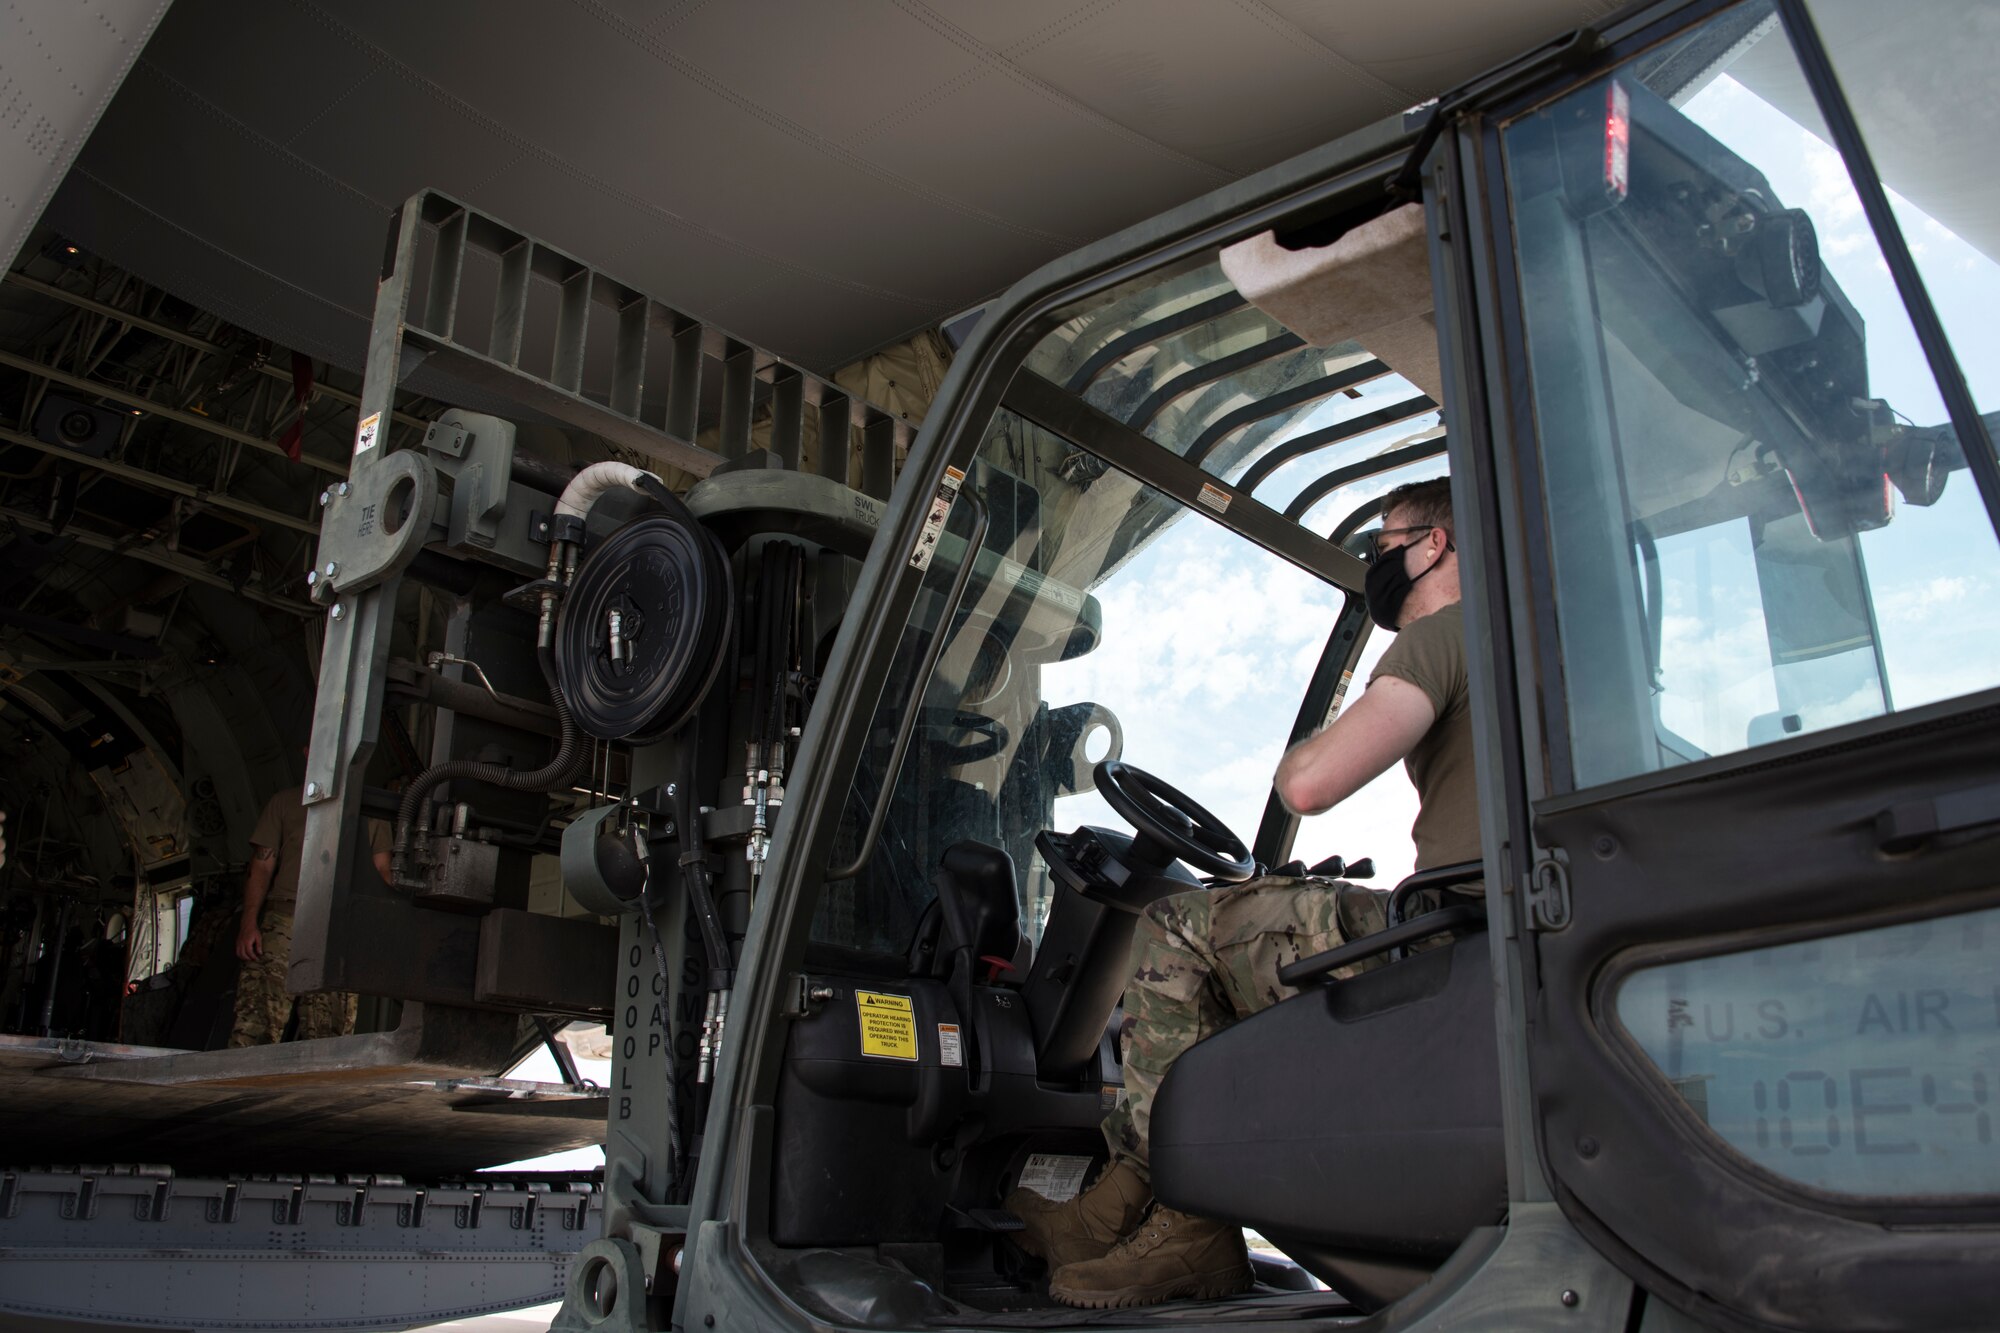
[{"xmin": 1364, "ymin": 525, "xmax": 1438, "ymax": 561}]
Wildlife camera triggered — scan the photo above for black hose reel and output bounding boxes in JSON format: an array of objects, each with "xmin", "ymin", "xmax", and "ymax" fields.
[{"xmin": 554, "ymin": 512, "xmax": 733, "ymax": 743}]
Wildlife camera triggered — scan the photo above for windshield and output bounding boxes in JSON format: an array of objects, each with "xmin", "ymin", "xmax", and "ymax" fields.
[
  {"xmin": 815, "ymin": 408, "xmax": 1347, "ymax": 957},
  {"xmin": 815, "ymin": 185, "xmax": 1476, "ymax": 962}
]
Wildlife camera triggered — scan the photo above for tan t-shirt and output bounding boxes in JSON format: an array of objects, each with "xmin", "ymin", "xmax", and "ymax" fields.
[
  {"xmin": 1368, "ymin": 601, "xmax": 1482, "ymax": 870},
  {"xmin": 250, "ymin": 785, "xmax": 390, "ymax": 909}
]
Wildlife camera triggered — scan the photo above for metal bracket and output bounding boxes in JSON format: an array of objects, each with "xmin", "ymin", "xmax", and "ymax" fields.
[
  {"xmin": 779, "ymin": 974, "xmax": 835, "ymax": 1019},
  {"xmin": 548, "ymin": 1233, "xmax": 654, "ymax": 1331},
  {"xmin": 1527, "ymin": 847, "xmax": 1572, "ymax": 932},
  {"xmin": 311, "ymin": 447, "xmax": 440, "ymax": 601},
  {"xmin": 423, "ymin": 418, "xmax": 471, "ymax": 458}
]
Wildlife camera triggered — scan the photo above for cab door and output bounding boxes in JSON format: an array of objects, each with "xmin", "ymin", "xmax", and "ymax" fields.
[{"xmin": 1440, "ymin": 1, "xmax": 2000, "ymax": 1328}]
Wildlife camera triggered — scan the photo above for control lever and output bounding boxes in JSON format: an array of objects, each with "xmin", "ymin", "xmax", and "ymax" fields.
[{"xmin": 1304, "ymin": 854, "xmax": 1374, "ymax": 880}]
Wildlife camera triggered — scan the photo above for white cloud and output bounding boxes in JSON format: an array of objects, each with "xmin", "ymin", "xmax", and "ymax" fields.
[
  {"xmin": 1041, "ymin": 517, "xmax": 1344, "ymax": 847},
  {"xmin": 1033, "ymin": 510, "xmax": 1430, "ymax": 885},
  {"xmin": 1798, "ymin": 131, "xmax": 1872, "ymax": 259},
  {"xmin": 1800, "ymin": 133, "xmax": 1863, "ymax": 229},
  {"xmin": 1876, "ymin": 574, "xmax": 1974, "ymax": 624},
  {"xmin": 1685, "ymin": 76, "xmax": 1873, "ymax": 263},
  {"xmin": 1870, "ymin": 567, "xmax": 2000, "ymax": 710}
]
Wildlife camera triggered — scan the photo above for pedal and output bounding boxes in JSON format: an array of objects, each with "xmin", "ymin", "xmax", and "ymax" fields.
[{"xmin": 948, "ymin": 1205, "xmax": 1025, "ymax": 1233}]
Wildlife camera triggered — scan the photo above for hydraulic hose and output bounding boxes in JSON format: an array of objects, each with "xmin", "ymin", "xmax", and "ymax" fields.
[
  {"xmin": 393, "ymin": 645, "xmax": 586, "ymax": 874},
  {"xmin": 674, "ymin": 729, "xmax": 733, "ymax": 991},
  {"xmin": 395, "ymin": 461, "xmax": 713, "ymax": 879},
  {"xmin": 635, "ymin": 858, "xmax": 683, "ymax": 1200},
  {"xmin": 555, "ymin": 460, "xmax": 652, "ymax": 520}
]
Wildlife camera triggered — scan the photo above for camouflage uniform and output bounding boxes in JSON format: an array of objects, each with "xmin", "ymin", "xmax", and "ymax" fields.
[
  {"xmin": 227, "ymin": 910, "xmax": 357, "ymax": 1047},
  {"xmin": 1101, "ymin": 875, "xmax": 1389, "ymax": 1176}
]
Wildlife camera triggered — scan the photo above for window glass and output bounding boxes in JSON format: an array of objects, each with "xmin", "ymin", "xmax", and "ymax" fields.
[
  {"xmin": 1288, "ymin": 621, "xmax": 1422, "ymax": 889},
  {"xmin": 1282, "ymin": 469, "xmax": 1450, "ymax": 889},
  {"xmin": 814, "ymin": 410, "xmax": 1341, "ymax": 959},
  {"xmin": 814, "ymin": 485, "xmax": 1008, "ymax": 961},
  {"xmin": 1023, "ymin": 258, "xmax": 1240, "ymax": 390},
  {"xmin": 1616, "ymin": 907, "xmax": 2000, "ymax": 1197},
  {"xmin": 1082, "ymin": 305, "xmax": 1298, "ymax": 425},
  {"xmin": 1040, "ymin": 493, "xmax": 1342, "ymax": 919},
  {"xmin": 1501, "ymin": 0, "xmax": 2000, "ymax": 789},
  {"xmin": 1801, "ymin": 0, "xmax": 2000, "ymax": 421},
  {"xmin": 1020, "ymin": 256, "xmax": 1439, "ymax": 514},
  {"xmin": 1281, "ymin": 425, "xmax": 1448, "ymax": 535}
]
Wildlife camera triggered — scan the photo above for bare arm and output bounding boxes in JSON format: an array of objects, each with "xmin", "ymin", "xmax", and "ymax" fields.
[
  {"xmin": 1275, "ymin": 674, "xmax": 1436, "ymax": 816},
  {"xmin": 373, "ymin": 850, "xmax": 393, "ymax": 883},
  {"xmin": 234, "ymin": 848, "xmax": 278, "ymax": 961}
]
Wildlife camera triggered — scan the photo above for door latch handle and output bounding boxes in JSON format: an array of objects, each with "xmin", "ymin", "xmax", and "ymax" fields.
[
  {"xmin": 1528, "ymin": 848, "xmax": 1572, "ymax": 932},
  {"xmin": 1878, "ymin": 782, "xmax": 2000, "ymax": 855}
]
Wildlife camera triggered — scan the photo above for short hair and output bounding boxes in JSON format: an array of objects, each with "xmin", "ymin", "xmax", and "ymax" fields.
[{"xmin": 1379, "ymin": 476, "xmax": 1453, "ymax": 538}]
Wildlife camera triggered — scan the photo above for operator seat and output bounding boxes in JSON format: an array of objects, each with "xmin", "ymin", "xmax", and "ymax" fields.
[{"xmin": 1147, "ymin": 864, "xmax": 1503, "ymax": 1312}]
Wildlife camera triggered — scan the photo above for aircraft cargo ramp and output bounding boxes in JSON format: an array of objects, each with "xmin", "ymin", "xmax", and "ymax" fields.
[
  {"xmin": 0, "ymin": 1029, "xmax": 605, "ymax": 1330},
  {"xmin": 0, "ymin": 1024, "xmax": 604, "ymax": 1179}
]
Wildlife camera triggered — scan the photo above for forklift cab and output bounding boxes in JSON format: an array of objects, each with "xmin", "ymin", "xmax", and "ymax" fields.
[{"xmin": 544, "ymin": 2, "xmax": 2000, "ymax": 1331}]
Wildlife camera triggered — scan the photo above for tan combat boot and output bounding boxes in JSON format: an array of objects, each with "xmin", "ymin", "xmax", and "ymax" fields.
[
  {"xmin": 1047, "ymin": 1203, "xmax": 1253, "ymax": 1309},
  {"xmin": 1003, "ymin": 1159, "xmax": 1152, "ymax": 1271}
]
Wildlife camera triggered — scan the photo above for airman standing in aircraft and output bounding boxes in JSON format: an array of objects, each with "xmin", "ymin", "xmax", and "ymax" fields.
[
  {"xmin": 229, "ymin": 776, "xmax": 393, "ymax": 1047},
  {"xmin": 1008, "ymin": 477, "xmax": 1482, "ymax": 1309}
]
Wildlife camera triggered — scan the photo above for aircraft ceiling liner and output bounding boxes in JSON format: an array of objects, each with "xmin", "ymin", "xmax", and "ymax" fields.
[{"xmin": 33, "ymin": 0, "xmax": 1614, "ymax": 392}]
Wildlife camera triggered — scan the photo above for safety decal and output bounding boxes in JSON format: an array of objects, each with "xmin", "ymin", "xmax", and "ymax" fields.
[
  {"xmin": 353, "ymin": 411, "xmax": 383, "ymax": 457},
  {"xmin": 1016, "ymin": 1153, "xmax": 1094, "ymax": 1203},
  {"xmin": 856, "ymin": 989, "xmax": 918, "ymax": 1061},
  {"xmin": 937, "ymin": 1023, "xmax": 963, "ymax": 1067},
  {"xmin": 1196, "ymin": 481, "xmax": 1232, "ymax": 514},
  {"xmin": 909, "ymin": 465, "xmax": 966, "ymax": 571},
  {"xmin": 1322, "ymin": 669, "xmax": 1354, "ymax": 728}
]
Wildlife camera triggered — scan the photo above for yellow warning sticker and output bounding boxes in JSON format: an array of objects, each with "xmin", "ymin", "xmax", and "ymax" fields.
[
  {"xmin": 353, "ymin": 411, "xmax": 382, "ymax": 457},
  {"xmin": 855, "ymin": 990, "xmax": 918, "ymax": 1061}
]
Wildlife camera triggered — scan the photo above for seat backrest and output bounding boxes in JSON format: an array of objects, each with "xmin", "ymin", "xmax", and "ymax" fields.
[{"xmin": 1150, "ymin": 934, "xmax": 1505, "ymax": 1268}]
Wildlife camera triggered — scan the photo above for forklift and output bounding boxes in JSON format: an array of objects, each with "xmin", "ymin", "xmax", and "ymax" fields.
[{"xmin": 5, "ymin": 0, "xmax": 1996, "ymax": 1329}]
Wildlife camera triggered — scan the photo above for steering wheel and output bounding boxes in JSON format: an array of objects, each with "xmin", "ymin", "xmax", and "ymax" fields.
[{"xmin": 1093, "ymin": 759, "xmax": 1255, "ymax": 882}]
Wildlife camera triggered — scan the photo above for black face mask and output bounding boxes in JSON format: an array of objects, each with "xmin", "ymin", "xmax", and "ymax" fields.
[{"xmin": 1363, "ymin": 533, "xmax": 1450, "ymax": 631}]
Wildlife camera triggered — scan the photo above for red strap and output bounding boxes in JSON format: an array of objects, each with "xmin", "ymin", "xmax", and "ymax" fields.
[{"xmin": 277, "ymin": 352, "xmax": 314, "ymax": 462}]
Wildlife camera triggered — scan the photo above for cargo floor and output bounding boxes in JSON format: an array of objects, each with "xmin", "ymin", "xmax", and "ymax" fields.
[{"xmin": 0, "ymin": 1025, "xmax": 604, "ymax": 1176}]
